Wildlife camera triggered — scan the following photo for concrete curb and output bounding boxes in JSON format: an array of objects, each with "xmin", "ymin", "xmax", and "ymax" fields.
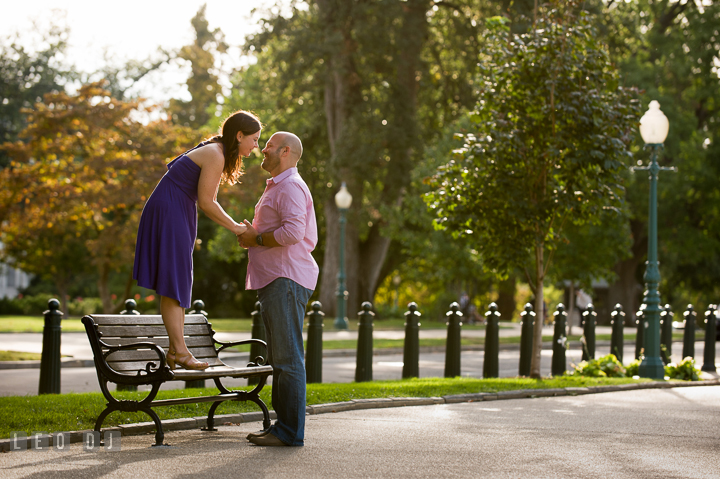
[{"xmin": 2, "ymin": 378, "xmax": 719, "ymax": 452}]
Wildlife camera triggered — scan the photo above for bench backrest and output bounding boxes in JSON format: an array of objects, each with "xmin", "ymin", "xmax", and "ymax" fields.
[{"xmin": 86, "ymin": 314, "xmax": 224, "ymax": 373}]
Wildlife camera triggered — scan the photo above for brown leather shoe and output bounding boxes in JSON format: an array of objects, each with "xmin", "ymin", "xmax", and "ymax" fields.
[
  {"xmin": 246, "ymin": 429, "xmax": 270, "ymax": 440},
  {"xmin": 248, "ymin": 433, "xmax": 287, "ymax": 447}
]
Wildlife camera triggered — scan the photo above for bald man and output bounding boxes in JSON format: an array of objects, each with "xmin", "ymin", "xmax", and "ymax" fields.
[{"xmin": 238, "ymin": 132, "xmax": 318, "ymax": 447}]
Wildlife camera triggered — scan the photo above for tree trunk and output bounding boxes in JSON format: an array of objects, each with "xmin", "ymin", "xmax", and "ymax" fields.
[
  {"xmin": 567, "ymin": 281, "xmax": 576, "ymax": 336},
  {"xmin": 496, "ymin": 275, "xmax": 517, "ymax": 321},
  {"xmin": 316, "ymin": 0, "xmax": 429, "ymax": 315},
  {"xmin": 112, "ymin": 271, "xmax": 135, "ymax": 313},
  {"xmin": 608, "ymin": 256, "xmax": 641, "ymax": 326},
  {"xmin": 55, "ymin": 280, "xmax": 69, "ymax": 319},
  {"xmin": 355, "ymin": 0, "xmax": 427, "ymax": 303},
  {"xmin": 608, "ymin": 218, "xmax": 645, "ymax": 325},
  {"xmin": 319, "ymin": 196, "xmax": 360, "ymax": 318},
  {"xmin": 530, "ymin": 240, "xmax": 544, "ymax": 378},
  {"xmin": 98, "ymin": 262, "xmax": 113, "ymax": 314}
]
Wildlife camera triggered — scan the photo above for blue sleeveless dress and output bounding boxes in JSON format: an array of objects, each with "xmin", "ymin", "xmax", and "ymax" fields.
[{"xmin": 133, "ymin": 142, "xmax": 208, "ymax": 308}]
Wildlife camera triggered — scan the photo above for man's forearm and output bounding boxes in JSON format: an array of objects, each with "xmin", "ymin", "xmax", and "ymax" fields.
[{"xmin": 257, "ymin": 230, "xmax": 282, "ymax": 248}]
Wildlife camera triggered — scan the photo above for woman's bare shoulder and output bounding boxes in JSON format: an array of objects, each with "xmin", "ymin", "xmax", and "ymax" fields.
[{"xmin": 186, "ymin": 142, "xmax": 224, "ymax": 167}]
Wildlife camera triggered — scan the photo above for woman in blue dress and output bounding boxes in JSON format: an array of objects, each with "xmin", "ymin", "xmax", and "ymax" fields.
[{"xmin": 133, "ymin": 110, "xmax": 261, "ymax": 370}]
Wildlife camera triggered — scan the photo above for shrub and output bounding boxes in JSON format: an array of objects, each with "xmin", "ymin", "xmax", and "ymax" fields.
[
  {"xmin": 0, "ymin": 297, "xmax": 24, "ymax": 315},
  {"xmin": 665, "ymin": 357, "xmax": 701, "ymax": 381},
  {"xmin": 67, "ymin": 298, "xmax": 104, "ymax": 316},
  {"xmin": 570, "ymin": 354, "xmax": 627, "ymax": 378},
  {"xmin": 625, "ymin": 359, "xmax": 641, "ymax": 377},
  {"xmin": 12, "ymin": 294, "xmax": 57, "ymax": 316}
]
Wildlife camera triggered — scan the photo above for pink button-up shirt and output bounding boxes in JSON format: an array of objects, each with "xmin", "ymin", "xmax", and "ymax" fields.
[{"xmin": 245, "ymin": 167, "xmax": 319, "ymax": 291}]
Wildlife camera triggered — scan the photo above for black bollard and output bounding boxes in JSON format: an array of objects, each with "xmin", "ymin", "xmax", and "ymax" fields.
[
  {"xmin": 38, "ymin": 298, "xmax": 63, "ymax": 395},
  {"xmin": 682, "ymin": 304, "xmax": 696, "ymax": 360},
  {"xmin": 635, "ymin": 305, "xmax": 646, "ymax": 360},
  {"xmin": 189, "ymin": 299, "xmax": 207, "ymax": 316},
  {"xmin": 483, "ymin": 303, "xmax": 501, "ymax": 378},
  {"xmin": 184, "ymin": 299, "xmax": 207, "ymax": 389},
  {"xmin": 610, "ymin": 304, "xmax": 625, "ymax": 362},
  {"xmin": 306, "ymin": 301, "xmax": 324, "ymax": 384},
  {"xmin": 660, "ymin": 304, "xmax": 673, "ymax": 364},
  {"xmin": 355, "ymin": 302, "xmax": 375, "ymax": 382},
  {"xmin": 551, "ymin": 303, "xmax": 567, "ymax": 376},
  {"xmin": 117, "ymin": 299, "xmax": 141, "ymax": 391},
  {"xmin": 120, "ymin": 299, "xmax": 141, "ymax": 315},
  {"xmin": 581, "ymin": 304, "xmax": 597, "ymax": 361},
  {"xmin": 248, "ymin": 301, "xmax": 268, "ymax": 385},
  {"xmin": 702, "ymin": 304, "xmax": 717, "ymax": 372},
  {"xmin": 444, "ymin": 302, "xmax": 462, "ymax": 378},
  {"xmin": 402, "ymin": 302, "xmax": 421, "ymax": 379},
  {"xmin": 518, "ymin": 303, "xmax": 534, "ymax": 376}
]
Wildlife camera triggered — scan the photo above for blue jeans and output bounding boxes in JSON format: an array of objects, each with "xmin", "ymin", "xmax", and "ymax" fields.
[{"xmin": 257, "ymin": 277, "xmax": 312, "ymax": 446}]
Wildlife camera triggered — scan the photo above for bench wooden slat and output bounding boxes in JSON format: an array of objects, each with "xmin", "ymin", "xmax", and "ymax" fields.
[
  {"xmin": 97, "ymin": 324, "xmax": 210, "ymax": 338},
  {"xmin": 100, "ymin": 336, "xmax": 215, "ymax": 349},
  {"xmin": 171, "ymin": 365, "xmax": 273, "ymax": 381},
  {"xmin": 105, "ymin": 347, "xmax": 219, "ymax": 362},
  {"xmin": 108, "ymin": 358, "xmax": 225, "ymax": 372},
  {"xmin": 90, "ymin": 314, "xmax": 208, "ymax": 326}
]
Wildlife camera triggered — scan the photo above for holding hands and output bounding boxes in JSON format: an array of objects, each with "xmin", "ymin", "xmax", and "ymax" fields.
[
  {"xmin": 237, "ymin": 219, "xmax": 258, "ymax": 249},
  {"xmin": 231, "ymin": 222, "xmax": 248, "ymax": 236}
]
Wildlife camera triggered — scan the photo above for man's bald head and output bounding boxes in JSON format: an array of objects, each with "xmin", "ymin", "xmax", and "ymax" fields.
[{"xmin": 274, "ymin": 132, "xmax": 303, "ymax": 163}]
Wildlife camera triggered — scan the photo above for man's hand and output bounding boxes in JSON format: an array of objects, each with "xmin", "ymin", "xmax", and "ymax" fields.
[{"xmin": 237, "ymin": 219, "xmax": 258, "ymax": 248}]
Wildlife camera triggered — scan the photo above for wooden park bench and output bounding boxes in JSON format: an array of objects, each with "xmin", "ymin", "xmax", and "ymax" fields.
[{"xmin": 81, "ymin": 313, "xmax": 273, "ymax": 446}]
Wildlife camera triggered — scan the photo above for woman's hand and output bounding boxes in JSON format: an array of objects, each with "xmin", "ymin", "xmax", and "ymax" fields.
[{"xmin": 231, "ymin": 222, "xmax": 248, "ymax": 236}]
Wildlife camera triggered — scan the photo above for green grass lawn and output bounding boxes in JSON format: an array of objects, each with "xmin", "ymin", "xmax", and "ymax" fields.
[
  {"xmin": 0, "ymin": 351, "xmax": 43, "ymax": 361},
  {"xmin": 0, "ymin": 376, "xmax": 651, "ymax": 439},
  {"xmin": 0, "ymin": 315, "xmax": 506, "ymax": 333},
  {"xmin": 0, "ymin": 316, "xmax": 87, "ymax": 333}
]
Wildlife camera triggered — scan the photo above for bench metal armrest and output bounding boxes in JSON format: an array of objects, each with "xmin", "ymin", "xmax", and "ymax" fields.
[
  {"xmin": 98, "ymin": 339, "xmax": 173, "ymax": 380},
  {"xmin": 214, "ymin": 338, "xmax": 267, "ymax": 354},
  {"xmin": 215, "ymin": 338, "xmax": 268, "ymax": 366}
]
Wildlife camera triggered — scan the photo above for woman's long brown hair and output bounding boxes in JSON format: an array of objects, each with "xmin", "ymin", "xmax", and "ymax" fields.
[{"xmin": 209, "ymin": 110, "xmax": 262, "ymax": 185}]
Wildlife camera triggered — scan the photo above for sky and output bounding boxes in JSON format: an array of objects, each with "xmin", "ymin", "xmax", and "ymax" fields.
[{"xmin": 1, "ymin": 0, "xmax": 287, "ymax": 104}]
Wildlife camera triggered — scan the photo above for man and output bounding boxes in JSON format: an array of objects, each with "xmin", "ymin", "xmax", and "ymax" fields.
[{"xmin": 238, "ymin": 131, "xmax": 318, "ymax": 447}]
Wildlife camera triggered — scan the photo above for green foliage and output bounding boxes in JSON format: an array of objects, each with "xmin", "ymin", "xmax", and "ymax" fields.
[
  {"xmin": 0, "ymin": 350, "xmax": 43, "ymax": 361},
  {"xmin": 0, "ymin": 294, "xmax": 54, "ymax": 316},
  {"xmin": 593, "ymin": 0, "xmax": 720, "ymax": 308},
  {"xmin": 0, "ymin": 23, "xmax": 75, "ymax": 168},
  {"xmin": 569, "ymin": 354, "xmax": 627, "ymax": 378},
  {"xmin": 665, "ymin": 357, "xmax": 701, "ymax": 382},
  {"xmin": 0, "ymin": 82, "xmax": 196, "ymax": 313},
  {"xmin": 426, "ymin": 5, "xmax": 641, "ymax": 280},
  {"xmin": 167, "ymin": 4, "xmax": 227, "ymax": 128},
  {"xmin": 625, "ymin": 359, "xmax": 640, "ymax": 377},
  {"xmin": 240, "ymin": 0, "xmax": 500, "ymax": 314},
  {"xmin": 0, "ymin": 294, "xmax": 103, "ymax": 316}
]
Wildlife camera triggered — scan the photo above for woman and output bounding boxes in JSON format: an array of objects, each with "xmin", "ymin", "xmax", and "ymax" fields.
[{"xmin": 133, "ymin": 110, "xmax": 262, "ymax": 370}]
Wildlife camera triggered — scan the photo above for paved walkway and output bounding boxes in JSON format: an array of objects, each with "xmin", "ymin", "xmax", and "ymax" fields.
[{"xmin": 1, "ymin": 385, "xmax": 719, "ymax": 478}]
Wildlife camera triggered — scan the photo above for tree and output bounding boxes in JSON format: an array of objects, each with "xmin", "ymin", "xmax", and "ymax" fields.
[
  {"xmin": 168, "ymin": 4, "xmax": 227, "ymax": 128},
  {"xmin": 0, "ymin": 82, "xmax": 195, "ymax": 313},
  {"xmin": 582, "ymin": 0, "xmax": 720, "ymax": 314},
  {"xmin": 426, "ymin": 5, "xmax": 641, "ymax": 377},
  {"xmin": 240, "ymin": 0, "xmax": 494, "ymax": 316},
  {"xmin": 0, "ymin": 24, "xmax": 75, "ymax": 168}
]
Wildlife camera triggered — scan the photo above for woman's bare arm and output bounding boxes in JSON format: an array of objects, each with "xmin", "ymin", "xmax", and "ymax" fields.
[{"xmin": 188, "ymin": 144, "xmax": 246, "ymax": 236}]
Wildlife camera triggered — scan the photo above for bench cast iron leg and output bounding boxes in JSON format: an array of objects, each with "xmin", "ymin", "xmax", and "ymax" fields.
[
  {"xmin": 203, "ymin": 401, "xmax": 221, "ymax": 432},
  {"xmin": 143, "ymin": 407, "xmax": 166, "ymax": 446}
]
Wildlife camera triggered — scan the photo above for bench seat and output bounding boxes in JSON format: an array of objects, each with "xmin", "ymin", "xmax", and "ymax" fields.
[{"xmin": 82, "ymin": 313, "xmax": 273, "ymax": 446}]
